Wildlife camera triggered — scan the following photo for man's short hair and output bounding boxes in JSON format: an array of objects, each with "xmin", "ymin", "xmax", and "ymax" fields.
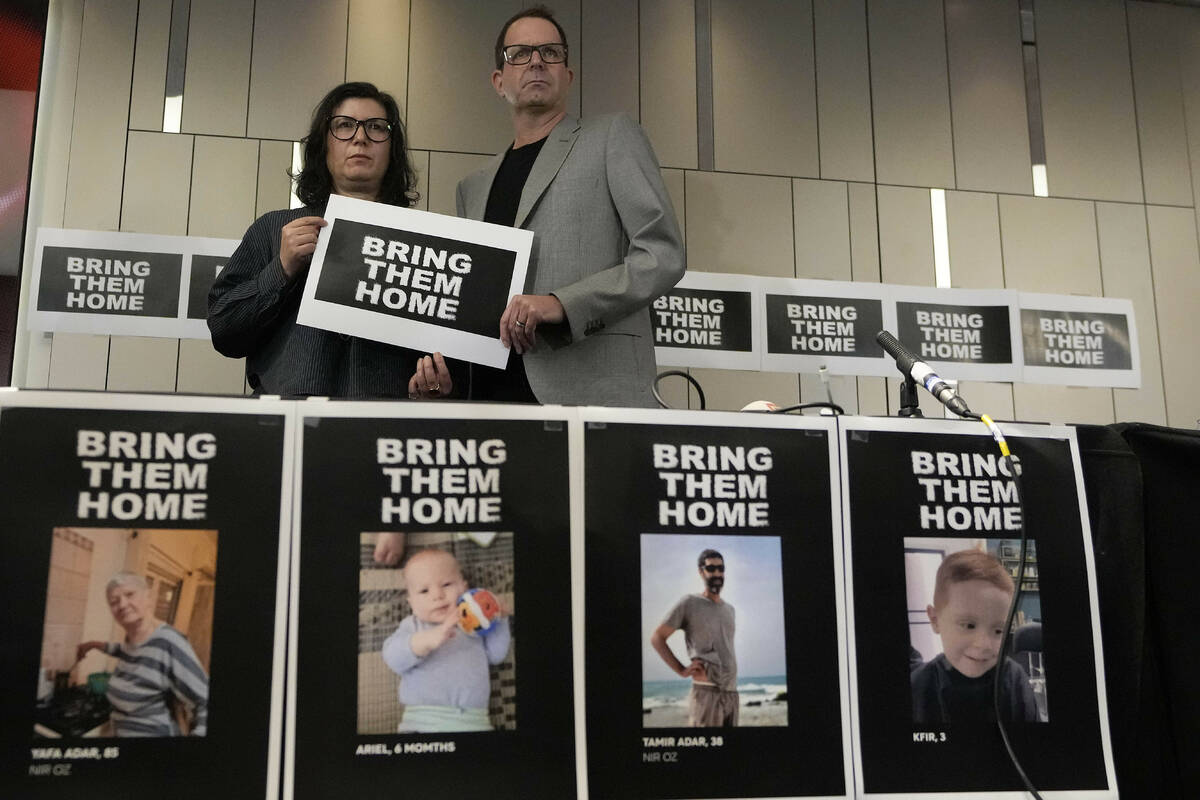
[
  {"xmin": 494, "ymin": 5, "xmax": 570, "ymax": 70},
  {"xmin": 931, "ymin": 549, "xmax": 1014, "ymax": 609},
  {"xmin": 697, "ymin": 548, "xmax": 724, "ymax": 568},
  {"xmin": 293, "ymin": 81, "xmax": 418, "ymax": 209}
]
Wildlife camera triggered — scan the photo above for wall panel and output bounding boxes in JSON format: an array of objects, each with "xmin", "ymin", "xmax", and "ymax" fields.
[
  {"xmin": 106, "ymin": 337, "xmax": 178, "ymax": 392},
  {"xmin": 346, "ymin": 0, "xmax": 410, "ymax": 99},
  {"xmin": 1013, "ymin": 384, "xmax": 1115, "ymax": 425},
  {"xmin": 945, "ymin": 0, "xmax": 1031, "ymax": 194},
  {"xmin": 685, "ymin": 171, "xmax": 793, "ymax": 276},
  {"xmin": 945, "ymin": 190, "xmax": 1004, "ymax": 289},
  {"xmin": 690, "ymin": 369, "xmax": 798, "ymax": 412},
  {"xmin": 711, "ymin": 0, "xmax": 817, "ymax": 177},
  {"xmin": 189, "ymin": 137, "xmax": 259, "ymax": 239},
  {"xmin": 46, "ymin": 334, "xmax": 109, "ymax": 390},
  {"xmin": 177, "ymin": 340, "xmax": 247, "ymax": 395},
  {"xmin": 997, "ymin": 196, "xmax": 1101, "ymax": 295},
  {"xmin": 128, "ymin": 0, "xmax": 170, "ymax": 131},
  {"xmin": 877, "ymin": 185, "xmax": 934, "ymax": 286},
  {"xmin": 256, "ymin": 140, "xmax": 294, "ymax": 217},
  {"xmin": 580, "ymin": 0, "xmax": 639, "ymax": 119},
  {"xmin": 793, "ymin": 178, "xmax": 850, "ymax": 281},
  {"xmin": 63, "ymin": 0, "xmax": 137, "ymax": 231},
  {"xmin": 1037, "ymin": 0, "xmax": 1143, "ymax": 202},
  {"xmin": 407, "ymin": 0, "xmax": 516, "ymax": 154},
  {"xmin": 1096, "ymin": 202, "xmax": 1167, "ymax": 424},
  {"xmin": 247, "ymin": 0, "xmax": 348, "ymax": 142},
  {"xmin": 662, "ymin": 169, "xmax": 686, "ymax": 242},
  {"xmin": 1147, "ymin": 205, "xmax": 1200, "ymax": 427},
  {"xmin": 813, "ymin": 0, "xmax": 873, "ymax": 182},
  {"xmin": 867, "ymin": 0, "xmax": 955, "ymax": 188},
  {"xmin": 427, "ymin": 152, "xmax": 494, "ymax": 216},
  {"xmin": 181, "ymin": 0, "xmax": 253, "ymax": 137},
  {"xmin": 640, "ymin": 0, "xmax": 697, "ymax": 170},
  {"xmin": 121, "ymin": 131, "xmax": 193, "ymax": 235}
]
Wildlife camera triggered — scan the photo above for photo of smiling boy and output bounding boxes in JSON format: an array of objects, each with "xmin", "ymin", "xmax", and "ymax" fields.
[
  {"xmin": 381, "ymin": 548, "xmax": 511, "ymax": 733},
  {"xmin": 910, "ymin": 549, "xmax": 1039, "ymax": 726}
]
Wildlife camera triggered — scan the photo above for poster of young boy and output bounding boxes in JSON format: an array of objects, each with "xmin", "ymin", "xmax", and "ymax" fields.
[
  {"xmin": 839, "ymin": 416, "xmax": 1117, "ymax": 799},
  {"xmin": 286, "ymin": 403, "xmax": 575, "ymax": 800},
  {"xmin": 0, "ymin": 391, "xmax": 293, "ymax": 800},
  {"xmin": 580, "ymin": 408, "xmax": 851, "ymax": 800}
]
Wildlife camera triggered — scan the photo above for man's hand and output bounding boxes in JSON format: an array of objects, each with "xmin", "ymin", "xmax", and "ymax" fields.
[
  {"xmin": 373, "ymin": 532, "xmax": 405, "ymax": 566},
  {"xmin": 407, "ymin": 353, "xmax": 453, "ymax": 399},
  {"xmin": 409, "ymin": 614, "xmax": 459, "ymax": 658},
  {"xmin": 683, "ymin": 659, "xmax": 710, "ymax": 683},
  {"xmin": 279, "ymin": 216, "xmax": 327, "ymax": 279},
  {"xmin": 500, "ymin": 294, "xmax": 564, "ymax": 354}
]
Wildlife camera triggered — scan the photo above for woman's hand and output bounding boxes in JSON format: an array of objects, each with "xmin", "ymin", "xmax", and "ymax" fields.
[
  {"xmin": 75, "ymin": 641, "xmax": 105, "ymax": 661},
  {"xmin": 279, "ymin": 216, "xmax": 327, "ymax": 279},
  {"xmin": 373, "ymin": 532, "xmax": 406, "ymax": 566},
  {"xmin": 407, "ymin": 353, "xmax": 453, "ymax": 399}
]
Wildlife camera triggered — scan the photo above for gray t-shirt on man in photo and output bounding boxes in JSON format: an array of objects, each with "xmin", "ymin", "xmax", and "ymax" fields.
[{"xmin": 662, "ymin": 594, "xmax": 737, "ymax": 691}]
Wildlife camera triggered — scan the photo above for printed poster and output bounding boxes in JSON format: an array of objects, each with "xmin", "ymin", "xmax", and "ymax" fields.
[
  {"xmin": 891, "ymin": 286, "xmax": 1022, "ymax": 382},
  {"xmin": 653, "ymin": 271, "xmax": 761, "ymax": 371},
  {"xmin": 27, "ymin": 228, "xmax": 238, "ymax": 339},
  {"xmin": 287, "ymin": 403, "xmax": 575, "ymax": 800},
  {"xmin": 1018, "ymin": 293, "xmax": 1139, "ymax": 388},
  {"xmin": 297, "ymin": 194, "xmax": 533, "ymax": 368},
  {"xmin": 0, "ymin": 391, "xmax": 292, "ymax": 800},
  {"xmin": 839, "ymin": 416, "xmax": 1116, "ymax": 799},
  {"xmin": 581, "ymin": 408, "xmax": 851, "ymax": 800}
]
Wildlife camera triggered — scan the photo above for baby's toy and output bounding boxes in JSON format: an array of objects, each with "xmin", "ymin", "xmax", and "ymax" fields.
[{"xmin": 457, "ymin": 588, "xmax": 502, "ymax": 636}]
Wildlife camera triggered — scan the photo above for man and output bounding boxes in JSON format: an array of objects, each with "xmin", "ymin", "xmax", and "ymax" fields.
[
  {"xmin": 650, "ymin": 549, "xmax": 739, "ymax": 727},
  {"xmin": 457, "ymin": 5, "xmax": 685, "ymax": 405}
]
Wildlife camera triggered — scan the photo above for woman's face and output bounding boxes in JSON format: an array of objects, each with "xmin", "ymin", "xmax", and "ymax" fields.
[
  {"xmin": 325, "ymin": 96, "xmax": 391, "ymax": 200},
  {"xmin": 107, "ymin": 583, "xmax": 152, "ymax": 629}
]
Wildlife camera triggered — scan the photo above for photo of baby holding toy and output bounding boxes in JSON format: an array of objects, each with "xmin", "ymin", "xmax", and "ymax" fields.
[{"xmin": 358, "ymin": 532, "xmax": 515, "ymax": 734}]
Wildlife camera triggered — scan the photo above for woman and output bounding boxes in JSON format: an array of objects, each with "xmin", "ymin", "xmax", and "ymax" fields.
[
  {"xmin": 76, "ymin": 572, "xmax": 208, "ymax": 737},
  {"xmin": 207, "ymin": 81, "xmax": 457, "ymax": 399}
]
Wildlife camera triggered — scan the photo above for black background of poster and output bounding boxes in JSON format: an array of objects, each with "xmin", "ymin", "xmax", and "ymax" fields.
[
  {"xmin": 1021, "ymin": 310, "xmax": 1133, "ymax": 369},
  {"xmin": 584, "ymin": 421, "xmax": 846, "ymax": 800},
  {"xmin": 895, "ymin": 301, "xmax": 1013, "ymax": 363},
  {"xmin": 764, "ymin": 294, "xmax": 884, "ymax": 357},
  {"xmin": 294, "ymin": 416, "xmax": 575, "ymax": 800},
  {"xmin": 37, "ymin": 246, "xmax": 181, "ymax": 317},
  {"xmin": 846, "ymin": 427, "xmax": 1109, "ymax": 794},
  {"xmin": 314, "ymin": 219, "xmax": 516, "ymax": 337},
  {"xmin": 654, "ymin": 289, "xmax": 753, "ymax": 352},
  {"xmin": 0, "ymin": 406, "xmax": 286, "ymax": 800},
  {"xmin": 187, "ymin": 255, "xmax": 227, "ymax": 319}
]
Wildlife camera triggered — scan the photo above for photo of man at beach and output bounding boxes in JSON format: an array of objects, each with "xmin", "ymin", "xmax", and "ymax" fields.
[{"xmin": 641, "ymin": 533, "xmax": 787, "ymax": 728}]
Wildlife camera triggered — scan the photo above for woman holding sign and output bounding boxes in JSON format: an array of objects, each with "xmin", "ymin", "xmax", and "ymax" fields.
[{"xmin": 208, "ymin": 82, "xmax": 458, "ymax": 399}]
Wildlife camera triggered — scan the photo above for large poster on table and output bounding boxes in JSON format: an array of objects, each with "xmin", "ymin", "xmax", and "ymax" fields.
[
  {"xmin": 581, "ymin": 409, "xmax": 851, "ymax": 800},
  {"xmin": 297, "ymin": 195, "xmax": 533, "ymax": 368},
  {"xmin": 287, "ymin": 404, "xmax": 576, "ymax": 800},
  {"xmin": 0, "ymin": 392, "xmax": 292, "ymax": 800},
  {"xmin": 839, "ymin": 417, "xmax": 1116, "ymax": 799}
]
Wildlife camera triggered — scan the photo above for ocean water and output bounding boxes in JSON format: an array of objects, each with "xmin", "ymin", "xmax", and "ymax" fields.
[{"xmin": 642, "ymin": 675, "xmax": 787, "ymax": 709}]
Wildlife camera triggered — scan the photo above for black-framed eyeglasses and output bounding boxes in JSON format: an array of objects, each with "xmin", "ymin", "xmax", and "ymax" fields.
[
  {"xmin": 702, "ymin": 564, "xmax": 725, "ymax": 573},
  {"xmin": 328, "ymin": 115, "xmax": 392, "ymax": 142},
  {"xmin": 502, "ymin": 42, "xmax": 568, "ymax": 65}
]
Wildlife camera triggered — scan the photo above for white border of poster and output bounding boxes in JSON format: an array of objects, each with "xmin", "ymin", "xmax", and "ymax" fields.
[
  {"xmin": 574, "ymin": 406, "xmax": 853, "ymax": 800},
  {"xmin": 1017, "ymin": 293, "xmax": 1140, "ymax": 389},
  {"xmin": 28, "ymin": 227, "xmax": 238, "ymax": 339},
  {"xmin": 759, "ymin": 278, "xmax": 897, "ymax": 377},
  {"xmin": 652, "ymin": 271, "xmax": 763, "ymax": 371},
  {"xmin": 0, "ymin": 389, "xmax": 294, "ymax": 800},
  {"xmin": 838, "ymin": 415, "xmax": 1117, "ymax": 800},
  {"xmin": 887, "ymin": 286, "xmax": 1023, "ymax": 382},
  {"xmin": 297, "ymin": 195, "xmax": 533, "ymax": 369}
]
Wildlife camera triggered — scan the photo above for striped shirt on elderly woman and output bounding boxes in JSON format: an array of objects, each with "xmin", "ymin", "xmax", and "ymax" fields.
[{"xmin": 102, "ymin": 624, "xmax": 209, "ymax": 737}]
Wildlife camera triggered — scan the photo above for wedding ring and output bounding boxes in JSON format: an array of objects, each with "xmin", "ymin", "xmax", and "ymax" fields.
[
  {"xmin": 430, "ymin": 383, "xmax": 441, "ymax": 393},
  {"xmin": 515, "ymin": 320, "xmax": 526, "ymax": 328}
]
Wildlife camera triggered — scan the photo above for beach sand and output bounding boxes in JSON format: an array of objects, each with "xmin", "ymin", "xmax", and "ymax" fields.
[{"xmin": 642, "ymin": 700, "xmax": 788, "ymax": 728}]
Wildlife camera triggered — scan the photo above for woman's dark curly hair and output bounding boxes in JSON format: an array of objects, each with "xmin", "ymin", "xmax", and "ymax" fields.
[{"xmin": 292, "ymin": 82, "xmax": 418, "ymax": 208}]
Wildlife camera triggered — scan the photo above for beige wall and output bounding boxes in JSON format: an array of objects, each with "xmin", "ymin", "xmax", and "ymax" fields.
[{"xmin": 16, "ymin": 0, "xmax": 1200, "ymax": 427}]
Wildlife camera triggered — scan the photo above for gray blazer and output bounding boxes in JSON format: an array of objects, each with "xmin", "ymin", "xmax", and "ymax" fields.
[{"xmin": 457, "ymin": 113, "xmax": 685, "ymax": 407}]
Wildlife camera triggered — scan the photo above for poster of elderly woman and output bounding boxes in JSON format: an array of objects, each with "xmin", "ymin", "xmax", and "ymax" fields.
[{"xmin": 35, "ymin": 528, "xmax": 215, "ymax": 739}]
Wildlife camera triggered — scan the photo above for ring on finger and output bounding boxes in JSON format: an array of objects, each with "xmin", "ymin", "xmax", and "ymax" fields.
[
  {"xmin": 515, "ymin": 320, "xmax": 526, "ymax": 328},
  {"xmin": 429, "ymin": 383, "xmax": 441, "ymax": 393}
]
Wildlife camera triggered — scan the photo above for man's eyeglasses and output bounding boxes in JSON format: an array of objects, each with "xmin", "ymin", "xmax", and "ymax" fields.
[
  {"xmin": 502, "ymin": 43, "xmax": 568, "ymax": 65},
  {"xmin": 328, "ymin": 115, "xmax": 392, "ymax": 142},
  {"xmin": 702, "ymin": 564, "xmax": 725, "ymax": 573}
]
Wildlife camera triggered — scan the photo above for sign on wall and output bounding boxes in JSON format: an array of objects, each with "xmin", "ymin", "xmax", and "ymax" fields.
[
  {"xmin": 653, "ymin": 271, "xmax": 761, "ymax": 371},
  {"xmin": 1018, "ymin": 293, "xmax": 1139, "ymax": 388}
]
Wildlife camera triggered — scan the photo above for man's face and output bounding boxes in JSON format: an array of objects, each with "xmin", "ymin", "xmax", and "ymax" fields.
[
  {"xmin": 699, "ymin": 557, "xmax": 725, "ymax": 594},
  {"xmin": 325, "ymin": 96, "xmax": 390, "ymax": 198},
  {"xmin": 492, "ymin": 16, "xmax": 574, "ymax": 114},
  {"xmin": 406, "ymin": 552, "xmax": 469, "ymax": 625},
  {"xmin": 927, "ymin": 578, "xmax": 1012, "ymax": 678}
]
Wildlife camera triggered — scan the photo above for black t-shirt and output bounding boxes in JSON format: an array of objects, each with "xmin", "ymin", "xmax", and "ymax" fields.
[{"xmin": 473, "ymin": 137, "xmax": 548, "ymax": 403}]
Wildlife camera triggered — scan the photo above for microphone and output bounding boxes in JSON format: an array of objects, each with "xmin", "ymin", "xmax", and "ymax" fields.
[{"xmin": 875, "ymin": 330, "xmax": 973, "ymax": 417}]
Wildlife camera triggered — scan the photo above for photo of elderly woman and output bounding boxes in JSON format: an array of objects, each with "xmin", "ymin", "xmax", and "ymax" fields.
[{"xmin": 34, "ymin": 528, "xmax": 215, "ymax": 738}]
